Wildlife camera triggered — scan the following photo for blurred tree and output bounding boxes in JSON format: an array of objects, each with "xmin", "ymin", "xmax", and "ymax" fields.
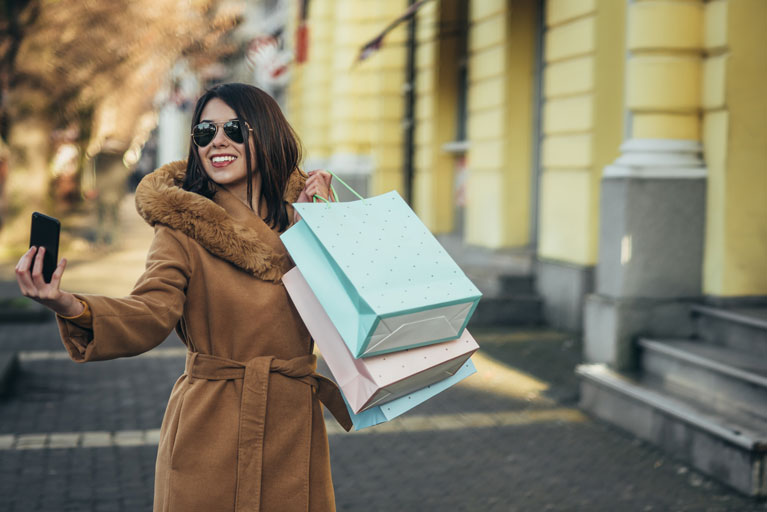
[{"xmin": 0, "ymin": 0, "xmax": 243, "ymax": 252}]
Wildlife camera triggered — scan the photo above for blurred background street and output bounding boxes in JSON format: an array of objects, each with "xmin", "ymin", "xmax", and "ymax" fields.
[{"xmin": 1, "ymin": 0, "xmax": 766, "ymax": 510}]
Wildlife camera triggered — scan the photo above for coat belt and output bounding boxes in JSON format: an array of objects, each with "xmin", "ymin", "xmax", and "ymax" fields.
[{"xmin": 184, "ymin": 351, "xmax": 352, "ymax": 512}]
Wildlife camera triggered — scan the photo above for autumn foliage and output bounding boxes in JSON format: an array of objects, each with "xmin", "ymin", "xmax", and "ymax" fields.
[{"xmin": 0, "ymin": 0, "xmax": 244, "ymax": 250}]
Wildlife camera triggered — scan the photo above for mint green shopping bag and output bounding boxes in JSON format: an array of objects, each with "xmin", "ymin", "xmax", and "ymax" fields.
[{"xmin": 280, "ymin": 176, "xmax": 481, "ymax": 358}]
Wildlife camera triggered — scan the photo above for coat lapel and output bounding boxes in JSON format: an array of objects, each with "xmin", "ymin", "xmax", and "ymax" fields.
[
  {"xmin": 135, "ymin": 160, "xmax": 307, "ymax": 282},
  {"xmin": 213, "ymin": 186, "xmax": 288, "ymax": 260}
]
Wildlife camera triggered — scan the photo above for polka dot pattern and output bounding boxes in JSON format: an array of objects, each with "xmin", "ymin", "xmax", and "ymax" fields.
[{"xmin": 345, "ymin": 359, "xmax": 477, "ymax": 430}]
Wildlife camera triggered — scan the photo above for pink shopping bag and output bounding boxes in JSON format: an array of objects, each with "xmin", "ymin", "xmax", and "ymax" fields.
[{"xmin": 283, "ymin": 267, "xmax": 479, "ymax": 414}]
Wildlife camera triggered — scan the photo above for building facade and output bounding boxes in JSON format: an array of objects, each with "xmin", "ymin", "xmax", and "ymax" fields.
[
  {"xmin": 286, "ymin": 0, "xmax": 767, "ymax": 496},
  {"xmin": 287, "ymin": 0, "xmax": 766, "ymax": 327}
]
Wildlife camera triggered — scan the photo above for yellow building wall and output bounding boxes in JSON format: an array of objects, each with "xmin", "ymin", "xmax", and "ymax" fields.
[
  {"xmin": 537, "ymin": 0, "xmax": 625, "ymax": 265},
  {"xmin": 287, "ymin": 0, "xmax": 407, "ymax": 194},
  {"xmin": 702, "ymin": 0, "xmax": 767, "ymax": 296},
  {"xmin": 413, "ymin": 0, "xmax": 458, "ymax": 233},
  {"xmin": 288, "ymin": 0, "xmax": 333, "ymax": 160},
  {"xmin": 285, "ymin": 1, "xmax": 304, "ymax": 138},
  {"xmin": 626, "ymin": 0, "xmax": 704, "ymax": 142},
  {"xmin": 330, "ymin": 1, "xmax": 370, "ymax": 155},
  {"xmin": 464, "ymin": 0, "xmax": 536, "ymax": 248},
  {"xmin": 368, "ymin": 2, "xmax": 408, "ymax": 195}
]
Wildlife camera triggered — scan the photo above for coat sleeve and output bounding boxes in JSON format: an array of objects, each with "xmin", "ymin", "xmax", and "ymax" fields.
[{"xmin": 56, "ymin": 225, "xmax": 192, "ymax": 362}]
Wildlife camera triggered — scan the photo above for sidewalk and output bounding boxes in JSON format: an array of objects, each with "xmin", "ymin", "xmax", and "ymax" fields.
[{"xmin": 0, "ymin": 197, "xmax": 764, "ymax": 511}]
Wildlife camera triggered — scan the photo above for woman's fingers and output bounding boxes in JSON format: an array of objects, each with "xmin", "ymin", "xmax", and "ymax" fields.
[
  {"xmin": 13, "ymin": 247, "xmax": 69, "ymax": 313},
  {"xmin": 30, "ymin": 246, "xmax": 46, "ymax": 287},
  {"xmin": 301, "ymin": 171, "xmax": 335, "ymax": 203},
  {"xmin": 295, "ymin": 189, "xmax": 311, "ymax": 204},
  {"xmin": 309, "ymin": 187, "xmax": 329, "ymax": 201},
  {"xmin": 49, "ymin": 258, "xmax": 67, "ymax": 291},
  {"xmin": 16, "ymin": 246, "xmax": 35, "ymax": 273},
  {"xmin": 308, "ymin": 171, "xmax": 332, "ymax": 185},
  {"xmin": 16, "ymin": 246, "xmax": 61, "ymax": 299},
  {"xmin": 307, "ymin": 170, "xmax": 332, "ymax": 184},
  {"xmin": 15, "ymin": 247, "xmax": 37, "ymax": 295},
  {"xmin": 317, "ymin": 173, "xmax": 333, "ymax": 199},
  {"xmin": 305, "ymin": 175, "xmax": 331, "ymax": 199}
]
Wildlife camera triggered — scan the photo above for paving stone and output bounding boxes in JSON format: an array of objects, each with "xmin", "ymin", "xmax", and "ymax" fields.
[
  {"xmin": 144, "ymin": 428, "xmax": 161, "ymax": 445},
  {"xmin": 48, "ymin": 432, "xmax": 81, "ymax": 449},
  {"xmin": 16, "ymin": 433, "xmax": 47, "ymax": 449},
  {"xmin": 114, "ymin": 430, "xmax": 145, "ymax": 447},
  {"xmin": 1, "ymin": 324, "xmax": 766, "ymax": 511},
  {"xmin": 81, "ymin": 431, "xmax": 112, "ymax": 448},
  {"xmin": 0, "ymin": 434, "xmax": 14, "ymax": 449}
]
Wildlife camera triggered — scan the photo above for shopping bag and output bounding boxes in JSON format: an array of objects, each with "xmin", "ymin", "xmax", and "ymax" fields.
[
  {"xmin": 346, "ymin": 359, "xmax": 477, "ymax": 431},
  {"xmin": 283, "ymin": 267, "xmax": 479, "ymax": 413},
  {"xmin": 281, "ymin": 186, "xmax": 482, "ymax": 358}
]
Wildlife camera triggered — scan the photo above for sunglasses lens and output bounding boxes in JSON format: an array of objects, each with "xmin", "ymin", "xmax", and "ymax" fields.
[
  {"xmin": 192, "ymin": 123, "xmax": 216, "ymax": 147},
  {"xmin": 223, "ymin": 121, "xmax": 244, "ymax": 144}
]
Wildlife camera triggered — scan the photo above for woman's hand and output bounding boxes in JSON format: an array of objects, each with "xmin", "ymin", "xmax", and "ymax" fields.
[
  {"xmin": 15, "ymin": 246, "xmax": 83, "ymax": 317},
  {"xmin": 296, "ymin": 170, "xmax": 334, "ymax": 203}
]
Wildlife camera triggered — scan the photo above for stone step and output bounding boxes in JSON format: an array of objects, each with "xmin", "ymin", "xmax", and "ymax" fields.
[
  {"xmin": 461, "ymin": 268, "xmax": 534, "ymax": 296},
  {"xmin": 577, "ymin": 363, "xmax": 767, "ymax": 497},
  {"xmin": 639, "ymin": 339, "xmax": 767, "ymax": 424},
  {"xmin": 468, "ymin": 295, "xmax": 543, "ymax": 327},
  {"xmin": 691, "ymin": 305, "xmax": 767, "ymax": 355},
  {"xmin": 497, "ymin": 274, "xmax": 535, "ymax": 295},
  {"xmin": 435, "ymin": 234, "xmax": 541, "ymax": 326}
]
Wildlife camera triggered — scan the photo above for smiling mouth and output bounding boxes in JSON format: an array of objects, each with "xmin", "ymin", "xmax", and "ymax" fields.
[{"xmin": 211, "ymin": 155, "xmax": 237, "ymax": 167}]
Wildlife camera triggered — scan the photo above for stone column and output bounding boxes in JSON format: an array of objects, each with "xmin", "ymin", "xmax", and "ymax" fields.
[{"xmin": 583, "ymin": 0, "xmax": 707, "ymax": 370}]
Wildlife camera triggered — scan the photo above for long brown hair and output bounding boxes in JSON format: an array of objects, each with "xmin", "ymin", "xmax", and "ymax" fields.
[{"xmin": 183, "ymin": 83, "xmax": 302, "ymax": 231}]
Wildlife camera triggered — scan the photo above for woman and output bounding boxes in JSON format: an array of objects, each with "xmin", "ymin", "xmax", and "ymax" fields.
[{"xmin": 15, "ymin": 83, "xmax": 352, "ymax": 512}]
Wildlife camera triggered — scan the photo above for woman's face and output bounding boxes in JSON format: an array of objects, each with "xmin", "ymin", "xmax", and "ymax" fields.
[{"xmin": 196, "ymin": 98, "xmax": 255, "ymax": 195}]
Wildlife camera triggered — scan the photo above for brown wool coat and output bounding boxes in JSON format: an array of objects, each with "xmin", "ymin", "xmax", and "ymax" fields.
[{"xmin": 56, "ymin": 160, "xmax": 352, "ymax": 512}]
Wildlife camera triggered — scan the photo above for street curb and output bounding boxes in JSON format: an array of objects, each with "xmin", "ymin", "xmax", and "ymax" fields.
[{"xmin": 0, "ymin": 351, "xmax": 19, "ymax": 396}]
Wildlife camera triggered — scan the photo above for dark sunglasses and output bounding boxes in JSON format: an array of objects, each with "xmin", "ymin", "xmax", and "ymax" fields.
[{"xmin": 191, "ymin": 120, "xmax": 252, "ymax": 147}]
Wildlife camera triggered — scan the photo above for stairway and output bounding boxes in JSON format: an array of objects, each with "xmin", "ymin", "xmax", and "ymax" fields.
[
  {"xmin": 436, "ymin": 234, "xmax": 544, "ymax": 327},
  {"xmin": 577, "ymin": 305, "xmax": 767, "ymax": 497}
]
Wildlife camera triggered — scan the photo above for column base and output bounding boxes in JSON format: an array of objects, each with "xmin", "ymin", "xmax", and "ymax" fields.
[
  {"xmin": 583, "ymin": 294, "xmax": 697, "ymax": 370},
  {"xmin": 535, "ymin": 258, "xmax": 594, "ymax": 332},
  {"xmin": 597, "ymin": 174, "xmax": 706, "ymax": 299}
]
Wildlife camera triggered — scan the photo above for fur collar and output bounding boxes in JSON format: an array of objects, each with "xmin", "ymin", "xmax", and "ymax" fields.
[{"xmin": 134, "ymin": 160, "xmax": 307, "ymax": 282}]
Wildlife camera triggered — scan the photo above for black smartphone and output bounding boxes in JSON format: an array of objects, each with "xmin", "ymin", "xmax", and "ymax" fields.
[{"xmin": 29, "ymin": 212, "xmax": 61, "ymax": 283}]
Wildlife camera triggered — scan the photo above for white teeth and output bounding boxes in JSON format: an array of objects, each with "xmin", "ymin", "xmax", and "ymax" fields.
[{"xmin": 212, "ymin": 156, "xmax": 236, "ymax": 163}]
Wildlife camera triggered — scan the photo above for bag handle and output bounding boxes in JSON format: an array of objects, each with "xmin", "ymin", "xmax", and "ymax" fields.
[
  {"xmin": 312, "ymin": 188, "xmax": 336, "ymax": 204},
  {"xmin": 310, "ymin": 169, "xmax": 364, "ymax": 203}
]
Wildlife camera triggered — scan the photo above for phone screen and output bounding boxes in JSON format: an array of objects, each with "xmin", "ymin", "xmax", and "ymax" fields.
[{"xmin": 29, "ymin": 212, "xmax": 61, "ymax": 283}]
